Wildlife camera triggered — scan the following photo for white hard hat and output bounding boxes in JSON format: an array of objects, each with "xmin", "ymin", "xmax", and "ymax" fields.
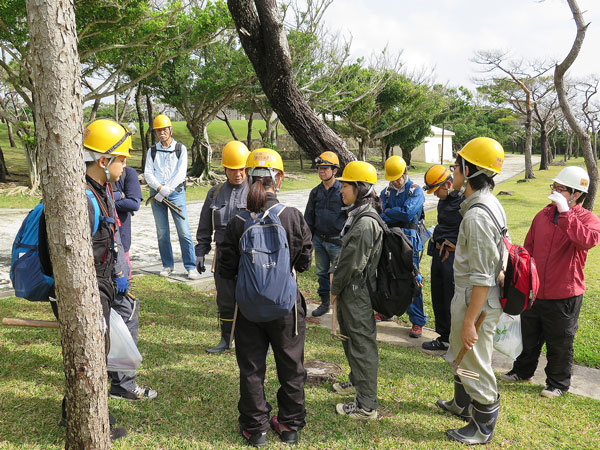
[{"xmin": 553, "ymin": 166, "xmax": 590, "ymax": 193}]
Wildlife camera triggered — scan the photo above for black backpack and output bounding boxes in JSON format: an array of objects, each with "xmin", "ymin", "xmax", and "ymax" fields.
[
  {"xmin": 150, "ymin": 142, "xmax": 182, "ymax": 161},
  {"xmin": 352, "ymin": 211, "xmax": 420, "ymax": 317}
]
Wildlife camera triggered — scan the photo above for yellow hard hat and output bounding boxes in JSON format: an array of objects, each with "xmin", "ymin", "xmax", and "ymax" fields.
[
  {"xmin": 384, "ymin": 155, "xmax": 407, "ymax": 181},
  {"xmin": 315, "ymin": 151, "xmax": 340, "ymax": 168},
  {"xmin": 153, "ymin": 114, "xmax": 172, "ymax": 129},
  {"xmin": 83, "ymin": 118, "xmax": 132, "ymax": 158},
  {"xmin": 246, "ymin": 148, "xmax": 284, "ymax": 175},
  {"xmin": 337, "ymin": 161, "xmax": 377, "ymax": 185},
  {"xmin": 222, "ymin": 141, "xmax": 250, "ymax": 169},
  {"xmin": 457, "ymin": 137, "xmax": 504, "ymax": 174},
  {"xmin": 423, "ymin": 165, "xmax": 451, "ymax": 194}
]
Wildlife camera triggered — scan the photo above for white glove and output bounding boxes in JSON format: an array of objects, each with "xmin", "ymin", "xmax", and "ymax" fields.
[
  {"xmin": 154, "ymin": 192, "xmax": 165, "ymax": 203},
  {"xmin": 548, "ymin": 192, "xmax": 569, "ymax": 213},
  {"xmin": 160, "ymin": 186, "xmax": 173, "ymax": 198}
]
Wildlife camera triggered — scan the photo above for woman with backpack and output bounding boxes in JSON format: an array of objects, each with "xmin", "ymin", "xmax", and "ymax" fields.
[
  {"xmin": 330, "ymin": 161, "xmax": 383, "ymax": 420},
  {"xmin": 436, "ymin": 137, "xmax": 506, "ymax": 445},
  {"xmin": 219, "ymin": 148, "xmax": 313, "ymax": 447}
]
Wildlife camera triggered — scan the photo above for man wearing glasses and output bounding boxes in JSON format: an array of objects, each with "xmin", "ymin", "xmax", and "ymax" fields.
[{"xmin": 500, "ymin": 166, "xmax": 600, "ymax": 398}]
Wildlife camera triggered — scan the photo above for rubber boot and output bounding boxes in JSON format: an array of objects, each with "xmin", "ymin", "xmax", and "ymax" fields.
[
  {"xmin": 207, "ymin": 319, "xmax": 232, "ymax": 354},
  {"xmin": 436, "ymin": 375, "xmax": 472, "ymax": 421},
  {"xmin": 446, "ymin": 395, "xmax": 500, "ymax": 445},
  {"xmin": 312, "ymin": 294, "xmax": 330, "ymax": 317}
]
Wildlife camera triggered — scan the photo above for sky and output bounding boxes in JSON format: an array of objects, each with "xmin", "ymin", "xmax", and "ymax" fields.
[{"xmin": 321, "ymin": 0, "xmax": 600, "ymax": 89}]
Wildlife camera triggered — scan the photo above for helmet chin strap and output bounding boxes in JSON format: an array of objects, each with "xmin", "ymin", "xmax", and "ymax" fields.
[{"xmin": 459, "ymin": 159, "xmax": 495, "ymax": 195}]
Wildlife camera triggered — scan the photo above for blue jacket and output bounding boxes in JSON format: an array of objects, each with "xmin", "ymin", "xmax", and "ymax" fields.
[
  {"xmin": 380, "ymin": 178, "xmax": 425, "ymax": 253},
  {"xmin": 112, "ymin": 166, "xmax": 142, "ymax": 253},
  {"xmin": 304, "ymin": 180, "xmax": 347, "ymax": 242}
]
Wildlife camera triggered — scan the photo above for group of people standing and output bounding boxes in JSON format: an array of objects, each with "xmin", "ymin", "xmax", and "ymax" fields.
[{"xmin": 49, "ymin": 114, "xmax": 599, "ymax": 446}]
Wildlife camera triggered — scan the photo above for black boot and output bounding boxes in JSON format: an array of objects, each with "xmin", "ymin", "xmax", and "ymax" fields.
[
  {"xmin": 312, "ymin": 295, "xmax": 330, "ymax": 317},
  {"xmin": 207, "ymin": 319, "xmax": 233, "ymax": 354},
  {"xmin": 446, "ymin": 395, "xmax": 500, "ymax": 445},
  {"xmin": 436, "ymin": 375, "xmax": 472, "ymax": 421}
]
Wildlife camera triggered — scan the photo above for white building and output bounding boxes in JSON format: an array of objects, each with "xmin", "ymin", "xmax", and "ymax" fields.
[{"xmin": 410, "ymin": 126, "xmax": 455, "ymax": 163}]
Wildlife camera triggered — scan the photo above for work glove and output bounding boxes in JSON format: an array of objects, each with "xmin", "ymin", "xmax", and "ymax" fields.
[
  {"xmin": 416, "ymin": 273, "xmax": 423, "ymax": 287},
  {"xmin": 154, "ymin": 192, "xmax": 165, "ymax": 203},
  {"xmin": 160, "ymin": 185, "xmax": 173, "ymax": 198},
  {"xmin": 114, "ymin": 271, "xmax": 129, "ymax": 295},
  {"xmin": 196, "ymin": 256, "xmax": 206, "ymax": 274},
  {"xmin": 548, "ymin": 192, "xmax": 569, "ymax": 213}
]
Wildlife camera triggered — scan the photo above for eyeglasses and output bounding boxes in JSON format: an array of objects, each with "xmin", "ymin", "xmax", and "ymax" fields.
[
  {"xmin": 549, "ymin": 183, "xmax": 569, "ymax": 193},
  {"xmin": 449, "ymin": 164, "xmax": 459, "ymax": 173}
]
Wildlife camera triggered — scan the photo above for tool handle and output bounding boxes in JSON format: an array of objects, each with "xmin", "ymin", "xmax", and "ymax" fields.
[
  {"xmin": 2, "ymin": 318, "xmax": 59, "ymax": 329},
  {"xmin": 455, "ymin": 311, "xmax": 487, "ymax": 365},
  {"xmin": 164, "ymin": 198, "xmax": 182, "ymax": 212},
  {"xmin": 331, "ymin": 301, "xmax": 337, "ymax": 335}
]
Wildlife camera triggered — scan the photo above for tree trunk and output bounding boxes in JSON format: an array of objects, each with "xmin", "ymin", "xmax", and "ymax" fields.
[
  {"xmin": 25, "ymin": 0, "xmax": 110, "ymax": 448},
  {"xmin": 220, "ymin": 110, "xmax": 239, "ymax": 141},
  {"xmin": 247, "ymin": 111, "xmax": 254, "ymax": 150},
  {"xmin": 146, "ymin": 94, "xmax": 155, "ymax": 146},
  {"xmin": 24, "ymin": 139, "xmax": 41, "ymax": 190},
  {"xmin": 0, "ymin": 142, "xmax": 7, "ymax": 181},
  {"xmin": 188, "ymin": 122, "xmax": 214, "ymax": 179},
  {"xmin": 7, "ymin": 121, "xmax": 16, "ymax": 147},
  {"xmin": 554, "ymin": 0, "xmax": 598, "ymax": 210},
  {"xmin": 524, "ymin": 108, "xmax": 535, "ymax": 177},
  {"xmin": 228, "ymin": 0, "xmax": 355, "ymax": 166},
  {"xmin": 136, "ymin": 84, "xmax": 148, "ymax": 169},
  {"xmin": 539, "ymin": 125, "xmax": 549, "ymax": 170},
  {"xmin": 88, "ymin": 98, "xmax": 100, "ymax": 122},
  {"xmin": 118, "ymin": 87, "xmax": 134, "ymax": 123}
]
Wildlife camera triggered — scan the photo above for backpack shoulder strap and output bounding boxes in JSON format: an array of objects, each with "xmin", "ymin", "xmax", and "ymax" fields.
[
  {"xmin": 150, "ymin": 144, "xmax": 157, "ymax": 161},
  {"xmin": 85, "ymin": 189, "xmax": 101, "ymax": 235},
  {"xmin": 469, "ymin": 203, "xmax": 506, "ymax": 235},
  {"xmin": 175, "ymin": 141, "xmax": 182, "ymax": 159},
  {"xmin": 351, "ymin": 210, "xmax": 385, "ymax": 234}
]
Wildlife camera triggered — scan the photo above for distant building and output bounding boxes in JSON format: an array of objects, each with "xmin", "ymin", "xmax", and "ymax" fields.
[{"xmin": 410, "ymin": 126, "xmax": 455, "ymax": 163}]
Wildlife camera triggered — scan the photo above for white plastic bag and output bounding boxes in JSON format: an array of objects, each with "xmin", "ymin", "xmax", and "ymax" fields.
[
  {"xmin": 493, "ymin": 313, "xmax": 523, "ymax": 360},
  {"xmin": 107, "ymin": 308, "xmax": 142, "ymax": 375}
]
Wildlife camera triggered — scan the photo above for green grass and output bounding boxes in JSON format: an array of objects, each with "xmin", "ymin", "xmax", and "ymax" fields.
[{"xmin": 1, "ymin": 273, "xmax": 599, "ymax": 449}]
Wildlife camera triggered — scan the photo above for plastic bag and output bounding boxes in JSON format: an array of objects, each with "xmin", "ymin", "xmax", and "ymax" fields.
[
  {"xmin": 493, "ymin": 313, "xmax": 523, "ymax": 360},
  {"xmin": 107, "ymin": 308, "xmax": 142, "ymax": 375}
]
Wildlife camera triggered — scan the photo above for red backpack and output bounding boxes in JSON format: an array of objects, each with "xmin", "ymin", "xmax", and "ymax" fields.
[{"xmin": 470, "ymin": 203, "xmax": 540, "ymax": 315}]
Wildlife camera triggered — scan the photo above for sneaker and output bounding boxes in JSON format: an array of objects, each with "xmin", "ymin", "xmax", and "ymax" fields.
[
  {"xmin": 332, "ymin": 380, "xmax": 355, "ymax": 395},
  {"xmin": 335, "ymin": 401, "xmax": 377, "ymax": 420},
  {"xmin": 270, "ymin": 416, "xmax": 298, "ymax": 444},
  {"xmin": 159, "ymin": 267, "xmax": 173, "ymax": 277},
  {"xmin": 312, "ymin": 303, "xmax": 330, "ymax": 317},
  {"xmin": 422, "ymin": 338, "xmax": 449, "ymax": 351},
  {"xmin": 541, "ymin": 386, "xmax": 564, "ymax": 398},
  {"xmin": 111, "ymin": 386, "xmax": 158, "ymax": 401},
  {"xmin": 240, "ymin": 429, "xmax": 267, "ymax": 447},
  {"xmin": 187, "ymin": 269, "xmax": 201, "ymax": 280},
  {"xmin": 409, "ymin": 324, "xmax": 422, "ymax": 338},
  {"xmin": 499, "ymin": 371, "xmax": 532, "ymax": 383},
  {"xmin": 374, "ymin": 313, "xmax": 392, "ymax": 322}
]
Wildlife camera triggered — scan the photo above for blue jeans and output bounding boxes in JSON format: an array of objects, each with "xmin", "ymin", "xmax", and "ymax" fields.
[
  {"xmin": 150, "ymin": 189, "xmax": 196, "ymax": 270},
  {"xmin": 313, "ymin": 235, "xmax": 341, "ymax": 298},
  {"xmin": 405, "ymin": 249, "xmax": 427, "ymax": 326}
]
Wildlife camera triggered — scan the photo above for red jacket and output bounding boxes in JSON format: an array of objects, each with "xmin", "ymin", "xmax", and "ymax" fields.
[{"xmin": 524, "ymin": 203, "xmax": 600, "ymax": 300}]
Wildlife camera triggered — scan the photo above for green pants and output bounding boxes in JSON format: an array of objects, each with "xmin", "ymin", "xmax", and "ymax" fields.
[{"xmin": 337, "ymin": 282, "xmax": 379, "ymax": 410}]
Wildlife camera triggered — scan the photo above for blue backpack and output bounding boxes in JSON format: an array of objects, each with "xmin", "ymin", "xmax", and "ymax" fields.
[
  {"xmin": 10, "ymin": 190, "xmax": 102, "ymax": 302},
  {"xmin": 235, "ymin": 203, "xmax": 297, "ymax": 322}
]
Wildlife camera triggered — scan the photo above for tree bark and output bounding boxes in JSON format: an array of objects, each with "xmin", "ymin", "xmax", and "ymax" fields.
[
  {"xmin": 7, "ymin": 121, "xmax": 16, "ymax": 147},
  {"xmin": 524, "ymin": 107, "xmax": 535, "ymax": 177},
  {"xmin": 554, "ymin": 0, "xmax": 598, "ymax": 210},
  {"xmin": 227, "ymin": 0, "xmax": 355, "ymax": 166},
  {"xmin": 0, "ymin": 142, "xmax": 7, "ymax": 181},
  {"xmin": 539, "ymin": 125, "xmax": 549, "ymax": 170},
  {"xmin": 25, "ymin": 0, "xmax": 110, "ymax": 448},
  {"xmin": 136, "ymin": 84, "xmax": 148, "ymax": 168},
  {"xmin": 146, "ymin": 94, "xmax": 155, "ymax": 146},
  {"xmin": 246, "ymin": 111, "xmax": 254, "ymax": 150},
  {"xmin": 88, "ymin": 98, "xmax": 100, "ymax": 122},
  {"xmin": 219, "ymin": 110, "xmax": 239, "ymax": 141}
]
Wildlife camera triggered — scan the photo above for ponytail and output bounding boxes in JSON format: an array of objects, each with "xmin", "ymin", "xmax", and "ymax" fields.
[{"xmin": 247, "ymin": 176, "xmax": 273, "ymax": 212}]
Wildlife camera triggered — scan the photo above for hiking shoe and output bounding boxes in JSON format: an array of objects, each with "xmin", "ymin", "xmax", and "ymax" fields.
[
  {"xmin": 312, "ymin": 303, "xmax": 330, "ymax": 317},
  {"xmin": 159, "ymin": 267, "xmax": 173, "ymax": 277},
  {"xmin": 499, "ymin": 371, "xmax": 532, "ymax": 383},
  {"xmin": 409, "ymin": 324, "xmax": 423, "ymax": 338},
  {"xmin": 335, "ymin": 401, "xmax": 377, "ymax": 420},
  {"xmin": 332, "ymin": 380, "xmax": 355, "ymax": 395},
  {"xmin": 110, "ymin": 426, "xmax": 128, "ymax": 441},
  {"xmin": 422, "ymin": 338, "xmax": 449, "ymax": 351},
  {"xmin": 270, "ymin": 416, "xmax": 298, "ymax": 444},
  {"xmin": 187, "ymin": 269, "xmax": 200, "ymax": 280},
  {"xmin": 240, "ymin": 429, "xmax": 267, "ymax": 447},
  {"xmin": 541, "ymin": 386, "xmax": 564, "ymax": 398},
  {"xmin": 111, "ymin": 386, "xmax": 157, "ymax": 401},
  {"xmin": 374, "ymin": 313, "xmax": 392, "ymax": 322}
]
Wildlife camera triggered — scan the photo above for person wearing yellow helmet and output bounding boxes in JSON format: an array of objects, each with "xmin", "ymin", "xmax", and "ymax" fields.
[
  {"xmin": 144, "ymin": 115, "xmax": 198, "ymax": 279},
  {"xmin": 329, "ymin": 161, "xmax": 383, "ymax": 420},
  {"xmin": 219, "ymin": 148, "xmax": 313, "ymax": 447},
  {"xmin": 421, "ymin": 165, "xmax": 464, "ymax": 352},
  {"xmin": 195, "ymin": 140, "xmax": 250, "ymax": 354},
  {"xmin": 304, "ymin": 151, "xmax": 346, "ymax": 317},
  {"xmin": 439, "ymin": 137, "xmax": 507, "ymax": 445},
  {"xmin": 380, "ymin": 155, "xmax": 427, "ymax": 337}
]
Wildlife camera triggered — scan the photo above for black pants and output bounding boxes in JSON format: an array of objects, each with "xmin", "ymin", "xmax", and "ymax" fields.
[
  {"xmin": 108, "ymin": 292, "xmax": 139, "ymax": 394},
  {"xmin": 215, "ymin": 247, "xmax": 236, "ymax": 321},
  {"xmin": 430, "ymin": 250, "xmax": 455, "ymax": 343},
  {"xmin": 512, "ymin": 295, "xmax": 583, "ymax": 391},
  {"xmin": 234, "ymin": 296, "xmax": 307, "ymax": 434}
]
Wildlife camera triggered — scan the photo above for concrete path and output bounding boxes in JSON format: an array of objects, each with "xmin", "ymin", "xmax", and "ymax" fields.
[{"xmin": 4, "ymin": 154, "xmax": 599, "ymax": 400}]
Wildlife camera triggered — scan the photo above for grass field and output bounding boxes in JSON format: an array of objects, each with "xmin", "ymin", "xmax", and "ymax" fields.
[{"xmin": 1, "ymin": 161, "xmax": 599, "ymax": 449}]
